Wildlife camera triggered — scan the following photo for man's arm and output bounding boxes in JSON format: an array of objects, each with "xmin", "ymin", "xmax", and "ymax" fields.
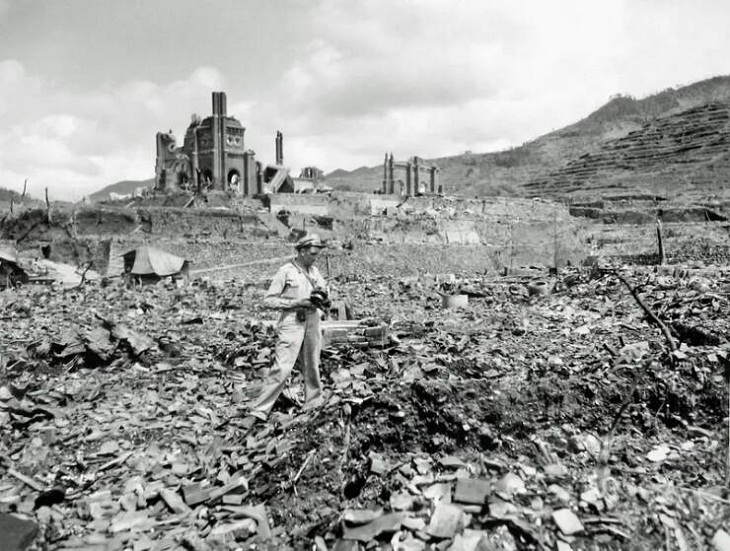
[{"xmin": 262, "ymin": 267, "xmax": 294, "ymax": 310}]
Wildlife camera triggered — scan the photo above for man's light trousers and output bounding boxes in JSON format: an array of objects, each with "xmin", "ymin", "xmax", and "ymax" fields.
[{"xmin": 250, "ymin": 310, "xmax": 323, "ymax": 416}]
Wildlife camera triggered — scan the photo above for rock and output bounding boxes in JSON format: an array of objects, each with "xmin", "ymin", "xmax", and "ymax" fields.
[
  {"xmin": 548, "ymin": 484, "xmax": 572, "ymax": 504},
  {"xmin": 369, "ymin": 452, "xmax": 390, "ymax": 475},
  {"xmin": 447, "ymin": 529, "xmax": 489, "ymax": 550},
  {"xmin": 439, "ymin": 455, "xmax": 468, "ymax": 469},
  {"xmin": 453, "ymin": 478, "xmax": 491, "ymax": 505},
  {"xmin": 160, "ymin": 488, "xmax": 192, "ymax": 515},
  {"xmin": 552, "ymin": 508, "xmax": 584, "ymax": 535},
  {"xmin": 221, "ymin": 503, "xmax": 271, "ymax": 540},
  {"xmin": 543, "ymin": 464, "xmax": 569, "ymax": 478},
  {"xmin": 646, "ymin": 444, "xmax": 671, "ymax": 462},
  {"xmin": 423, "ymin": 482, "xmax": 452, "ymax": 502},
  {"xmin": 713, "ymin": 529, "xmax": 730, "ymax": 551},
  {"xmin": 343, "ymin": 508, "xmax": 384, "ymax": 525},
  {"xmin": 402, "ymin": 516, "xmax": 426, "ymax": 532},
  {"xmin": 390, "ymin": 492, "xmax": 417, "ymax": 511},
  {"xmin": 209, "ymin": 518, "xmax": 258, "ymax": 540},
  {"xmin": 183, "ymin": 483, "xmax": 213, "ymax": 506},
  {"xmin": 389, "ymin": 532, "xmax": 427, "ymax": 550},
  {"xmin": 427, "ymin": 503, "xmax": 464, "ymax": 539},
  {"xmin": 342, "ymin": 512, "xmax": 405, "ymax": 541},
  {"xmin": 0, "ymin": 513, "xmax": 38, "ymax": 551},
  {"xmin": 617, "ymin": 341, "xmax": 650, "ymax": 362},
  {"xmin": 580, "ymin": 488, "xmax": 604, "ymax": 512},
  {"xmin": 487, "ymin": 496, "xmax": 518, "ymax": 518},
  {"xmin": 582, "ymin": 434, "xmax": 602, "ymax": 456},
  {"xmin": 109, "ymin": 511, "xmax": 154, "ymax": 533},
  {"xmin": 493, "ymin": 473, "xmax": 525, "ymax": 499}
]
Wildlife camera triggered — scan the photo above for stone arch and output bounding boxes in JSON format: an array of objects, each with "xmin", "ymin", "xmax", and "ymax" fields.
[
  {"xmin": 201, "ymin": 169, "xmax": 214, "ymax": 190},
  {"xmin": 177, "ymin": 171, "xmax": 189, "ymax": 189},
  {"xmin": 227, "ymin": 169, "xmax": 241, "ymax": 193}
]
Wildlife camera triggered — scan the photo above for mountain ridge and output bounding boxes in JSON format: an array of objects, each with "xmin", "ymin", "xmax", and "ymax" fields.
[{"xmin": 326, "ymin": 75, "xmax": 730, "ymax": 197}]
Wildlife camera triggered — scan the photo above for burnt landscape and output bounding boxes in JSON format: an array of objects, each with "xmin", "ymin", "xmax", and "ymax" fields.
[{"xmin": 3, "ymin": 79, "xmax": 730, "ymax": 551}]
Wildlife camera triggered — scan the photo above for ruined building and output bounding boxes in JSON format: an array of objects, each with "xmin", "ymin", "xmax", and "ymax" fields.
[
  {"xmin": 155, "ymin": 91, "xmax": 260, "ymax": 195},
  {"xmin": 382, "ymin": 153, "xmax": 442, "ymax": 196},
  {"xmin": 154, "ymin": 92, "xmax": 329, "ymax": 196}
]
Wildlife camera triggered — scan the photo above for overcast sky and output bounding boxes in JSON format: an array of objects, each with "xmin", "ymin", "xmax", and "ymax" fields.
[{"xmin": 1, "ymin": 0, "xmax": 729, "ymax": 200}]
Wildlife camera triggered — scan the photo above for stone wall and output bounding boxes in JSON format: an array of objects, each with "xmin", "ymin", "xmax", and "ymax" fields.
[
  {"xmin": 269, "ymin": 194, "xmax": 330, "ymax": 216},
  {"xmin": 5, "ymin": 207, "xmax": 269, "ymax": 241},
  {"xmin": 362, "ymin": 217, "xmax": 585, "ymax": 268},
  {"xmin": 132, "ymin": 207, "xmax": 265, "ymax": 240}
]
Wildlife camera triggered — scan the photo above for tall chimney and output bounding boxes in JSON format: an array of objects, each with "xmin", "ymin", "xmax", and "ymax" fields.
[
  {"xmin": 212, "ymin": 91, "xmax": 228, "ymax": 117},
  {"xmin": 275, "ymin": 131, "xmax": 284, "ymax": 165},
  {"xmin": 212, "ymin": 92, "xmax": 220, "ymax": 116}
]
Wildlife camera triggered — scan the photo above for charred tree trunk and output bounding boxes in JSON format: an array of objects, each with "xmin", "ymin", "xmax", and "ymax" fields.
[
  {"xmin": 656, "ymin": 217, "xmax": 666, "ymax": 265},
  {"xmin": 45, "ymin": 187, "xmax": 52, "ymax": 223}
]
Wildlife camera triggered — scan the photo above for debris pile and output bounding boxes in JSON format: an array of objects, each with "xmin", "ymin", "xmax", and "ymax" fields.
[{"xmin": 1, "ymin": 266, "xmax": 730, "ymax": 549}]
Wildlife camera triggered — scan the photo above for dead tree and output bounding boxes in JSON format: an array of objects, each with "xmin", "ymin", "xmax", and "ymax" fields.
[
  {"xmin": 614, "ymin": 272, "xmax": 677, "ymax": 351},
  {"xmin": 75, "ymin": 261, "xmax": 95, "ymax": 288},
  {"xmin": 45, "ymin": 187, "xmax": 52, "ymax": 224},
  {"xmin": 656, "ymin": 217, "xmax": 666, "ymax": 265}
]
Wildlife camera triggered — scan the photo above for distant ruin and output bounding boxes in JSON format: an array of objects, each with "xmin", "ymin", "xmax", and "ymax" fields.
[
  {"xmin": 382, "ymin": 153, "xmax": 441, "ymax": 196},
  {"xmin": 154, "ymin": 91, "xmax": 327, "ymax": 196}
]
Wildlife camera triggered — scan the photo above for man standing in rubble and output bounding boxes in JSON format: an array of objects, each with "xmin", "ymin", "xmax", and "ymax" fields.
[{"xmin": 243, "ymin": 234, "xmax": 329, "ymax": 428}]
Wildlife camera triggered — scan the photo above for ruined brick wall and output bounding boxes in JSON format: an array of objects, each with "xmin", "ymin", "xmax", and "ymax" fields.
[
  {"xmin": 5, "ymin": 207, "xmax": 268, "ymax": 241},
  {"xmin": 133, "ymin": 207, "xmax": 265, "ymax": 240},
  {"xmin": 261, "ymin": 192, "xmax": 586, "ymax": 267}
]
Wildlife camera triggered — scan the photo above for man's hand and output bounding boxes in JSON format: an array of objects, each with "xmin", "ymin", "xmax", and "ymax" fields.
[{"xmin": 292, "ymin": 298, "xmax": 313, "ymax": 309}]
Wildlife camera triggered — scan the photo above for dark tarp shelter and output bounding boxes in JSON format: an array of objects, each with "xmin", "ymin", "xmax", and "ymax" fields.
[
  {"xmin": 0, "ymin": 245, "xmax": 28, "ymax": 288},
  {"xmin": 121, "ymin": 246, "xmax": 190, "ymax": 283}
]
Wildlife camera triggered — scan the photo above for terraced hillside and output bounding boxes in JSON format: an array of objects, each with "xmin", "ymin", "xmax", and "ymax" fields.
[{"xmin": 525, "ymin": 102, "xmax": 730, "ymax": 199}]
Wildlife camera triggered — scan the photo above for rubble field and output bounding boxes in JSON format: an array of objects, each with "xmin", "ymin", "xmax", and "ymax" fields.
[{"xmin": 2, "ymin": 264, "xmax": 730, "ymax": 551}]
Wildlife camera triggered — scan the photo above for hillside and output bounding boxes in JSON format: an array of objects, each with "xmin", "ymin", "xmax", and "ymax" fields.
[
  {"xmin": 525, "ymin": 101, "xmax": 730, "ymax": 199},
  {"xmin": 326, "ymin": 75, "xmax": 730, "ymax": 197},
  {"xmin": 89, "ymin": 177, "xmax": 154, "ymax": 202}
]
